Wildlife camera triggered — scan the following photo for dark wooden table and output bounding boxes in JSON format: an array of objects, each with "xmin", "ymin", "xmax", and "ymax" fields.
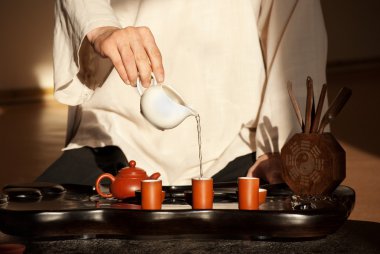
[
  {"xmin": 0, "ymin": 220, "xmax": 379, "ymax": 254},
  {"xmin": 0, "ymin": 183, "xmax": 355, "ymax": 240},
  {"xmin": 0, "ymin": 183, "xmax": 371, "ymax": 253}
]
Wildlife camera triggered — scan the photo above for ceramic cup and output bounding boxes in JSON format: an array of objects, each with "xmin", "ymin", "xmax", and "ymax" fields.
[
  {"xmin": 238, "ymin": 177, "xmax": 260, "ymax": 210},
  {"xmin": 141, "ymin": 179, "xmax": 162, "ymax": 210},
  {"xmin": 192, "ymin": 177, "xmax": 213, "ymax": 209},
  {"xmin": 259, "ymin": 188, "xmax": 267, "ymax": 205}
]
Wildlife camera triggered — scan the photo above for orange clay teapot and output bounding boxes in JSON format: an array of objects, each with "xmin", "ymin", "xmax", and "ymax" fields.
[{"xmin": 95, "ymin": 160, "xmax": 160, "ymax": 199}]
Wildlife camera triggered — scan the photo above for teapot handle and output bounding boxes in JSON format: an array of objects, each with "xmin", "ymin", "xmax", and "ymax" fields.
[
  {"xmin": 95, "ymin": 173, "xmax": 115, "ymax": 198},
  {"xmin": 136, "ymin": 73, "xmax": 158, "ymax": 95},
  {"xmin": 149, "ymin": 172, "xmax": 161, "ymax": 180}
]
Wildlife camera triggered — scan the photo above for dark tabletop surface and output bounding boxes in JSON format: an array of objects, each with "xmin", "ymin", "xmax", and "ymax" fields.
[{"xmin": 0, "ymin": 220, "xmax": 379, "ymax": 254}]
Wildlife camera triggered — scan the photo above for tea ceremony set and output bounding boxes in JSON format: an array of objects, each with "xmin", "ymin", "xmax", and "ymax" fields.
[{"xmin": 1, "ymin": 76, "xmax": 367, "ymax": 254}]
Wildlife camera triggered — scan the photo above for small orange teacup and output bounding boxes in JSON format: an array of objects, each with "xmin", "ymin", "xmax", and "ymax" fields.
[
  {"xmin": 141, "ymin": 179, "xmax": 162, "ymax": 210},
  {"xmin": 238, "ymin": 177, "xmax": 260, "ymax": 210},
  {"xmin": 259, "ymin": 188, "xmax": 267, "ymax": 205},
  {"xmin": 192, "ymin": 177, "xmax": 214, "ymax": 209}
]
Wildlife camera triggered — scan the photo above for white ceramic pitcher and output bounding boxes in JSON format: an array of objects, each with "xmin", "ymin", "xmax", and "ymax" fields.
[{"xmin": 136, "ymin": 74, "xmax": 198, "ymax": 130}]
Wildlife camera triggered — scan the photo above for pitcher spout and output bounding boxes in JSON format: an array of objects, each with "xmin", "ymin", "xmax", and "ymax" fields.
[{"xmin": 186, "ymin": 105, "xmax": 198, "ymax": 117}]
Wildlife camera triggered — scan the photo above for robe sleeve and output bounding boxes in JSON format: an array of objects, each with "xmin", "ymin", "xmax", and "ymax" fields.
[
  {"xmin": 255, "ymin": 0, "xmax": 328, "ymax": 158},
  {"xmin": 53, "ymin": 0, "xmax": 121, "ymax": 106}
]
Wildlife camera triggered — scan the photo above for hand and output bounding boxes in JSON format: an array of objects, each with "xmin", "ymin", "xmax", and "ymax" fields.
[
  {"xmin": 246, "ymin": 153, "xmax": 284, "ymax": 184},
  {"xmin": 87, "ymin": 26, "xmax": 164, "ymax": 87}
]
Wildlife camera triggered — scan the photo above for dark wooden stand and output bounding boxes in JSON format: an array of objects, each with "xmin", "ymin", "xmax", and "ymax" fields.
[{"xmin": 281, "ymin": 133, "xmax": 345, "ymax": 195}]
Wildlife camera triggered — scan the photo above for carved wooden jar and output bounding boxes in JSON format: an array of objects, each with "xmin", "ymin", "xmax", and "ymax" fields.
[{"xmin": 281, "ymin": 133, "xmax": 345, "ymax": 195}]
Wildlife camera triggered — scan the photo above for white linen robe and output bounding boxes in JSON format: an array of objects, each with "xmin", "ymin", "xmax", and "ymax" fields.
[{"xmin": 53, "ymin": 0, "xmax": 327, "ymax": 185}]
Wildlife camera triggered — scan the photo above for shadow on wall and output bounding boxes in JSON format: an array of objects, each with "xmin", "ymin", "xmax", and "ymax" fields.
[
  {"xmin": 0, "ymin": 1, "xmax": 54, "ymax": 91},
  {"xmin": 327, "ymin": 67, "xmax": 380, "ymax": 157},
  {"xmin": 321, "ymin": 0, "xmax": 380, "ymax": 157}
]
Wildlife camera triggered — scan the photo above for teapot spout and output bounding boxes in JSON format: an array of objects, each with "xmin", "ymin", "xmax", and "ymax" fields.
[{"xmin": 149, "ymin": 172, "xmax": 161, "ymax": 180}]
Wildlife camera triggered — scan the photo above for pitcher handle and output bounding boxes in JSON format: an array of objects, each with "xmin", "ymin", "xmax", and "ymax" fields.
[
  {"xmin": 136, "ymin": 73, "xmax": 158, "ymax": 95},
  {"xmin": 95, "ymin": 173, "xmax": 115, "ymax": 198}
]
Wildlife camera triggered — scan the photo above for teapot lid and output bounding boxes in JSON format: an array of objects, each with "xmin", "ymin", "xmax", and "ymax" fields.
[{"xmin": 118, "ymin": 160, "xmax": 147, "ymax": 177}]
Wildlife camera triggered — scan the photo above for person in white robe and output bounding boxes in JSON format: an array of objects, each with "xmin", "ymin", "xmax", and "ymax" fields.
[{"xmin": 37, "ymin": 0, "xmax": 327, "ymax": 186}]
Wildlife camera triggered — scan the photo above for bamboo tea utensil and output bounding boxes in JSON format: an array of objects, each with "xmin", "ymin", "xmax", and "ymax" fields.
[
  {"xmin": 287, "ymin": 81, "xmax": 304, "ymax": 131},
  {"xmin": 311, "ymin": 84, "xmax": 328, "ymax": 133},
  {"xmin": 310, "ymin": 79, "xmax": 316, "ymax": 131},
  {"xmin": 304, "ymin": 77, "xmax": 314, "ymax": 134},
  {"xmin": 317, "ymin": 87, "xmax": 352, "ymax": 134}
]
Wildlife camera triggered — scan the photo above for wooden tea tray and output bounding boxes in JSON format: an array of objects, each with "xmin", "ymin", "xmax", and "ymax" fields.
[{"xmin": 0, "ymin": 183, "xmax": 355, "ymax": 240}]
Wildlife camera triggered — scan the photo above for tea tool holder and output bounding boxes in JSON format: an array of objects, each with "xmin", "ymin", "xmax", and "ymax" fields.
[{"xmin": 281, "ymin": 77, "xmax": 352, "ymax": 195}]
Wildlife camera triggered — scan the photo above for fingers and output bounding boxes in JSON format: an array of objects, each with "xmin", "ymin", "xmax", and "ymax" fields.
[
  {"xmin": 107, "ymin": 46, "xmax": 130, "ymax": 85},
  {"xmin": 129, "ymin": 34, "xmax": 152, "ymax": 87},
  {"xmin": 130, "ymin": 26, "xmax": 164, "ymax": 86},
  {"xmin": 139, "ymin": 27, "xmax": 165, "ymax": 83},
  {"xmin": 88, "ymin": 26, "xmax": 164, "ymax": 87},
  {"xmin": 118, "ymin": 44, "xmax": 137, "ymax": 85}
]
